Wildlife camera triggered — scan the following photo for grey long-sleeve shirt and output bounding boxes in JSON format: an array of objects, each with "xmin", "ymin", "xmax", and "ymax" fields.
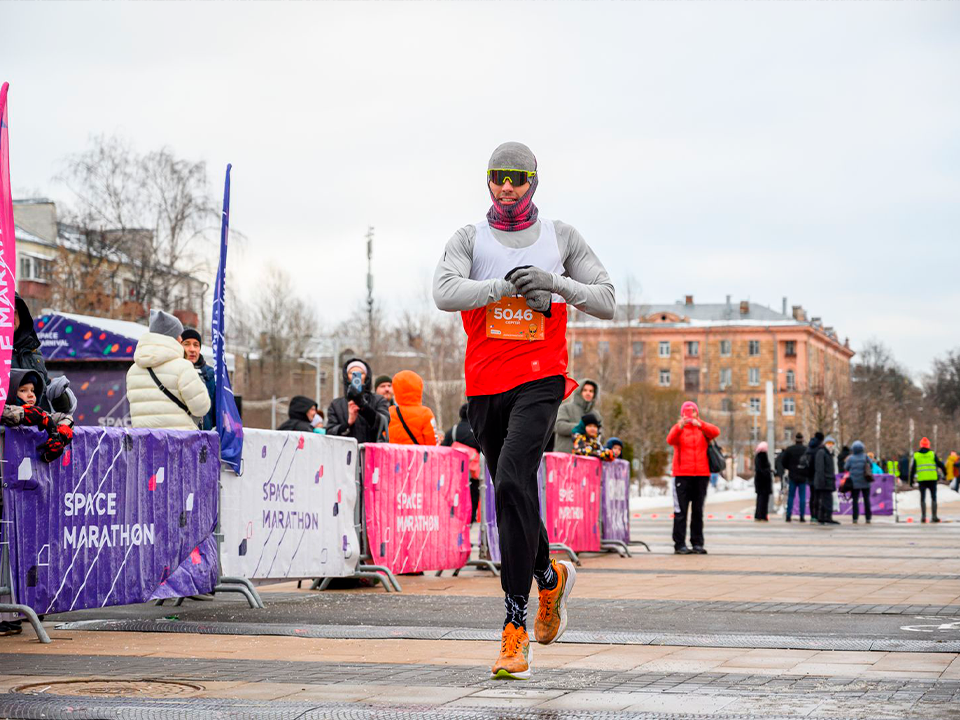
[{"xmin": 432, "ymin": 220, "xmax": 616, "ymax": 319}]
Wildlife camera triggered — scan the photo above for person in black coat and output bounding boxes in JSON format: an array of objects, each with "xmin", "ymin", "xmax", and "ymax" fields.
[
  {"xmin": 326, "ymin": 357, "xmax": 390, "ymax": 444},
  {"xmin": 781, "ymin": 433, "xmax": 808, "ymax": 522},
  {"xmin": 814, "ymin": 435, "xmax": 840, "ymax": 525},
  {"xmin": 180, "ymin": 328, "xmax": 216, "ymax": 430},
  {"xmin": 278, "ymin": 396, "xmax": 320, "ymax": 433},
  {"xmin": 802, "ymin": 432, "xmax": 824, "ymax": 521},
  {"xmin": 754, "ymin": 442, "xmax": 773, "ymax": 521},
  {"xmin": 442, "ymin": 403, "xmax": 482, "ymax": 521}
]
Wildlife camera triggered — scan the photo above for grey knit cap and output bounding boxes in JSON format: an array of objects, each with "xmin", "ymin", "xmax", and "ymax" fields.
[
  {"xmin": 488, "ymin": 142, "xmax": 537, "ymax": 172},
  {"xmin": 149, "ymin": 309, "xmax": 184, "ymax": 339}
]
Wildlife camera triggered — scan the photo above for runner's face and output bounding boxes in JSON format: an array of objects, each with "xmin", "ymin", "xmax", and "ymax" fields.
[
  {"xmin": 581, "ymin": 385, "xmax": 595, "ymax": 403},
  {"xmin": 489, "ymin": 178, "xmax": 530, "ymax": 205}
]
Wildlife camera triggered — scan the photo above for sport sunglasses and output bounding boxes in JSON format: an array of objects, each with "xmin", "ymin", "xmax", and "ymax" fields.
[{"xmin": 487, "ymin": 168, "xmax": 536, "ymax": 186}]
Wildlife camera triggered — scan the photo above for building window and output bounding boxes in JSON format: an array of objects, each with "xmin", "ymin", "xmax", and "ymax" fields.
[
  {"xmin": 783, "ymin": 426, "xmax": 795, "ymax": 442},
  {"xmin": 749, "ymin": 340, "xmax": 761, "ymax": 356},
  {"xmin": 684, "ymin": 367, "xmax": 700, "ymax": 392},
  {"xmin": 632, "ymin": 341, "xmax": 643, "ymax": 357},
  {"xmin": 19, "ymin": 256, "xmax": 52, "ymax": 283},
  {"xmin": 598, "ymin": 341, "xmax": 609, "ymax": 355},
  {"xmin": 659, "ymin": 369, "xmax": 671, "ymax": 386},
  {"xmin": 719, "ymin": 368, "xmax": 732, "ymax": 390},
  {"xmin": 659, "ymin": 341, "xmax": 671, "ymax": 358},
  {"xmin": 783, "ymin": 397, "xmax": 796, "ymax": 416},
  {"xmin": 719, "ymin": 340, "xmax": 732, "ymax": 356},
  {"xmin": 785, "ymin": 340, "xmax": 796, "ymax": 357},
  {"xmin": 786, "ymin": 370, "xmax": 796, "ymax": 391},
  {"xmin": 749, "ymin": 398, "xmax": 761, "ymax": 415},
  {"xmin": 721, "ymin": 398, "xmax": 733, "ymax": 412},
  {"xmin": 751, "ymin": 426, "xmax": 761, "ymax": 442},
  {"xmin": 748, "ymin": 367, "xmax": 760, "ymax": 386},
  {"xmin": 573, "ymin": 341, "xmax": 583, "ymax": 357},
  {"xmin": 686, "ymin": 341, "xmax": 699, "ymax": 357}
]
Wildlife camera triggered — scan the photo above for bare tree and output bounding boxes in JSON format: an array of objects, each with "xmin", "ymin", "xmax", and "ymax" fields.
[{"xmin": 57, "ymin": 135, "xmax": 215, "ymax": 316}]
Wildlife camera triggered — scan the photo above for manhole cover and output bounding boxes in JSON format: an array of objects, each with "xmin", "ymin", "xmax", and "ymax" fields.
[{"xmin": 14, "ymin": 679, "xmax": 204, "ymax": 698}]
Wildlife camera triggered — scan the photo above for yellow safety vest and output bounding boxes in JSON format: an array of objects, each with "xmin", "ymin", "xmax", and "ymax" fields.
[{"xmin": 914, "ymin": 451, "xmax": 938, "ymax": 482}]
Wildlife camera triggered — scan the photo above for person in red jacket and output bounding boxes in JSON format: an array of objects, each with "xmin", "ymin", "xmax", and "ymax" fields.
[{"xmin": 666, "ymin": 401, "xmax": 720, "ymax": 555}]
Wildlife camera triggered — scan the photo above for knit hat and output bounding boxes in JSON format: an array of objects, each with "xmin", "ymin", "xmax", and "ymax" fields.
[
  {"xmin": 149, "ymin": 309, "xmax": 183, "ymax": 339},
  {"xmin": 345, "ymin": 360, "xmax": 367, "ymax": 377},
  {"xmin": 180, "ymin": 328, "xmax": 202, "ymax": 344},
  {"xmin": 756, "ymin": 441, "xmax": 768, "ymax": 454},
  {"xmin": 605, "ymin": 437, "xmax": 623, "ymax": 450},
  {"xmin": 814, "ymin": 431, "xmax": 825, "ymax": 442},
  {"xmin": 795, "ymin": 432, "xmax": 804, "ymax": 442},
  {"xmin": 374, "ymin": 375, "xmax": 392, "ymax": 390},
  {"xmin": 824, "ymin": 435, "xmax": 837, "ymax": 446},
  {"xmin": 581, "ymin": 412, "xmax": 601, "ymax": 428},
  {"xmin": 920, "ymin": 437, "xmax": 931, "ymax": 449},
  {"xmin": 488, "ymin": 142, "xmax": 537, "ymax": 173}
]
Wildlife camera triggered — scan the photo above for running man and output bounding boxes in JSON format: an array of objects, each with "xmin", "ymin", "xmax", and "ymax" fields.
[{"xmin": 433, "ymin": 142, "xmax": 615, "ymax": 679}]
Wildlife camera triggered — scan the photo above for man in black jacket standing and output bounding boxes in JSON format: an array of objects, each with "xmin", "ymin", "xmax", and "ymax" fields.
[
  {"xmin": 802, "ymin": 432, "xmax": 824, "ymax": 522},
  {"xmin": 781, "ymin": 433, "xmax": 808, "ymax": 522},
  {"xmin": 326, "ymin": 358, "xmax": 390, "ymax": 443}
]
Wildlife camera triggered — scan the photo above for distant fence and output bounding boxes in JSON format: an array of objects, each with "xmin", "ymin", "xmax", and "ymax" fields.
[
  {"xmin": 1, "ymin": 427, "xmax": 220, "ymax": 615},
  {"xmin": 219, "ymin": 428, "xmax": 360, "ymax": 581},
  {"xmin": 362, "ymin": 444, "xmax": 472, "ymax": 574}
]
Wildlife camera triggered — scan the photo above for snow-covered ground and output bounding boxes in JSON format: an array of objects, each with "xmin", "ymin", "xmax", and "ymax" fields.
[
  {"xmin": 630, "ymin": 477, "xmax": 756, "ymax": 511},
  {"xmin": 629, "ymin": 477, "xmax": 960, "ymax": 513},
  {"xmin": 896, "ymin": 485, "xmax": 960, "ymax": 510}
]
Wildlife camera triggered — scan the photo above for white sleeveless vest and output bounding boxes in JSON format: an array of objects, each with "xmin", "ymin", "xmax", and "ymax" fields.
[{"xmin": 469, "ymin": 219, "xmax": 564, "ymax": 304}]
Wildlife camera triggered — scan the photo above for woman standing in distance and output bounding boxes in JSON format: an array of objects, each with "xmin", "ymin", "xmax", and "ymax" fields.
[
  {"xmin": 666, "ymin": 401, "xmax": 720, "ymax": 554},
  {"xmin": 754, "ymin": 442, "xmax": 773, "ymax": 522}
]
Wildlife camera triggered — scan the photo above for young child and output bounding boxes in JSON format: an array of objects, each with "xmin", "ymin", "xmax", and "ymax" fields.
[
  {"xmin": 2, "ymin": 369, "xmax": 74, "ymax": 462},
  {"xmin": 605, "ymin": 437, "xmax": 624, "ymax": 459},
  {"xmin": 572, "ymin": 412, "xmax": 614, "ymax": 461}
]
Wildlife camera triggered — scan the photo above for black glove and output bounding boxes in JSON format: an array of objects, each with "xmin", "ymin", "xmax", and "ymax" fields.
[{"xmin": 346, "ymin": 384, "xmax": 364, "ymax": 403}]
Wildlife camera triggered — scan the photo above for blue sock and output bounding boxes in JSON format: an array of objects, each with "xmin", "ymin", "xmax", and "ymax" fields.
[{"xmin": 504, "ymin": 594, "xmax": 528, "ymax": 630}]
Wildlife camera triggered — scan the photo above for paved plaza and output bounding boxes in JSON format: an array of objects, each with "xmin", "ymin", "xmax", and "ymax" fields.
[{"xmin": 1, "ymin": 497, "xmax": 959, "ymax": 719}]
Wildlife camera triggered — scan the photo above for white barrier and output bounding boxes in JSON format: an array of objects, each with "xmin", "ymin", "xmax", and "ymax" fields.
[{"xmin": 219, "ymin": 428, "xmax": 360, "ymax": 581}]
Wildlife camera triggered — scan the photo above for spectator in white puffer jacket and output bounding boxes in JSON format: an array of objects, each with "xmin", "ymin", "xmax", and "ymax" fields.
[{"xmin": 126, "ymin": 310, "xmax": 211, "ymax": 430}]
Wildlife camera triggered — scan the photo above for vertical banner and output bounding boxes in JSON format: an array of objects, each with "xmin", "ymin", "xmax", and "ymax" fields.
[
  {"xmin": 0, "ymin": 82, "xmax": 17, "ymax": 414},
  {"xmin": 213, "ymin": 163, "xmax": 243, "ymax": 473}
]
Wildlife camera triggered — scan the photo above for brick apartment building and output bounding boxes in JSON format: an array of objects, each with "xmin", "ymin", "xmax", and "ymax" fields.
[
  {"xmin": 568, "ymin": 296, "xmax": 854, "ymax": 472},
  {"xmin": 13, "ymin": 199, "xmax": 205, "ymax": 328}
]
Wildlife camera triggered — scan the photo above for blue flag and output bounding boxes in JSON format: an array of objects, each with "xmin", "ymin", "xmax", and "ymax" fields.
[{"xmin": 213, "ymin": 163, "xmax": 243, "ymax": 473}]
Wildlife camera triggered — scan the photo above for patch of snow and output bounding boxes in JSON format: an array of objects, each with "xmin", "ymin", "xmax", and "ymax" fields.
[{"xmin": 895, "ymin": 485, "xmax": 960, "ymax": 511}]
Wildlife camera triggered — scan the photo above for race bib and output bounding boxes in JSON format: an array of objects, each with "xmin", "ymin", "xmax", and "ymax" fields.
[{"xmin": 485, "ymin": 296, "xmax": 545, "ymax": 341}]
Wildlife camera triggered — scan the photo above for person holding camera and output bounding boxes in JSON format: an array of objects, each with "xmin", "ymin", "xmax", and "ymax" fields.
[
  {"xmin": 325, "ymin": 357, "xmax": 389, "ymax": 443},
  {"xmin": 666, "ymin": 401, "xmax": 720, "ymax": 555}
]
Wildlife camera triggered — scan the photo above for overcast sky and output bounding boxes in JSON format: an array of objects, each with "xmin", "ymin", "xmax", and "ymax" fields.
[{"xmin": 3, "ymin": 2, "xmax": 958, "ymax": 376}]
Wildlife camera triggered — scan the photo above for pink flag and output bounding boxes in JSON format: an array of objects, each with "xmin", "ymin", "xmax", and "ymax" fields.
[{"xmin": 0, "ymin": 82, "xmax": 17, "ymax": 414}]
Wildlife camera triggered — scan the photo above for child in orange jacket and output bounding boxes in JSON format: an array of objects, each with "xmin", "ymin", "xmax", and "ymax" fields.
[{"xmin": 388, "ymin": 370, "xmax": 440, "ymax": 446}]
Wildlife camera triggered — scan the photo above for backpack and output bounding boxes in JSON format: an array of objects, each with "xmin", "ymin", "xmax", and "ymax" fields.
[{"xmin": 797, "ymin": 450, "xmax": 813, "ymax": 479}]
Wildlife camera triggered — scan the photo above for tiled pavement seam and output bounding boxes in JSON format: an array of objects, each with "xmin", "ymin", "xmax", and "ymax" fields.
[
  {"xmin": 48, "ymin": 619, "xmax": 960, "ymax": 653},
  {"xmin": 243, "ymin": 593, "xmax": 960, "ymax": 617},
  {"xmin": 2, "ymin": 656, "xmax": 959, "ymax": 701},
  {"xmin": 578, "ymin": 568, "xmax": 960, "ymax": 581}
]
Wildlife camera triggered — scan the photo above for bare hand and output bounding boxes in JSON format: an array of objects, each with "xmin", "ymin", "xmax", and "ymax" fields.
[
  {"xmin": 689, "ymin": 418, "xmax": 702, "ymax": 428},
  {"xmin": 347, "ymin": 400, "xmax": 359, "ymax": 425}
]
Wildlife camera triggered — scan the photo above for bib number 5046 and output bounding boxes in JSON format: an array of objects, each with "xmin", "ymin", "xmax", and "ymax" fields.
[{"xmin": 493, "ymin": 307, "xmax": 534, "ymax": 322}]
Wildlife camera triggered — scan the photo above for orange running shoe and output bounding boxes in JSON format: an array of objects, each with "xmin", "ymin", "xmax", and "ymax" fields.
[
  {"xmin": 491, "ymin": 622, "xmax": 531, "ymax": 680},
  {"xmin": 534, "ymin": 559, "xmax": 576, "ymax": 645}
]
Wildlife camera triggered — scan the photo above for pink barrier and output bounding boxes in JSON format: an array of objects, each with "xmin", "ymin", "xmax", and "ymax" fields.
[
  {"xmin": 542, "ymin": 452, "xmax": 602, "ymax": 553},
  {"xmin": 362, "ymin": 444, "xmax": 471, "ymax": 573}
]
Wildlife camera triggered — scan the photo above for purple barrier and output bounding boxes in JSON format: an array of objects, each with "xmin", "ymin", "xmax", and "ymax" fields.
[
  {"xmin": 482, "ymin": 458, "xmax": 552, "ymax": 565},
  {"xmin": 835, "ymin": 473, "xmax": 895, "ymax": 516},
  {"xmin": 482, "ymin": 466, "xmax": 501, "ymax": 564},
  {"xmin": 1, "ymin": 427, "xmax": 220, "ymax": 614},
  {"xmin": 601, "ymin": 459, "xmax": 631, "ymax": 543}
]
